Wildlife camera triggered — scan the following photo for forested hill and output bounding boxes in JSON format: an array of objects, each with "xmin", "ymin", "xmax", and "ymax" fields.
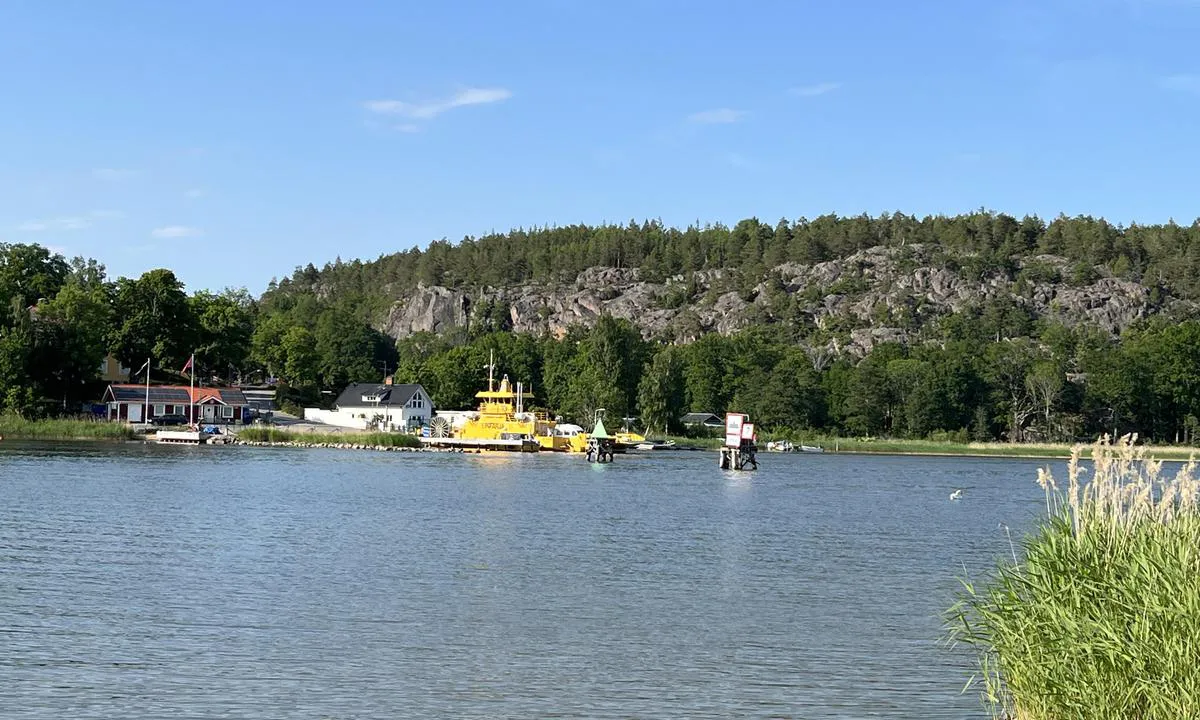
[
  {"xmin": 263, "ymin": 212, "xmax": 1200, "ymax": 348},
  {"xmin": 8, "ymin": 211, "xmax": 1200, "ymax": 445}
]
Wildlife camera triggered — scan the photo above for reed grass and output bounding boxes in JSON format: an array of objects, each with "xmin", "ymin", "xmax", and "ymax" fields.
[
  {"xmin": 0, "ymin": 414, "xmax": 136, "ymax": 441},
  {"xmin": 237, "ymin": 427, "xmax": 421, "ymax": 448},
  {"xmin": 948, "ymin": 434, "xmax": 1200, "ymax": 719}
]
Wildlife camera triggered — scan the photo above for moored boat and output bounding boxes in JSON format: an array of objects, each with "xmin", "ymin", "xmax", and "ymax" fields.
[
  {"xmin": 422, "ymin": 353, "xmax": 588, "ymax": 453},
  {"xmin": 635, "ymin": 439, "xmax": 677, "ymax": 451}
]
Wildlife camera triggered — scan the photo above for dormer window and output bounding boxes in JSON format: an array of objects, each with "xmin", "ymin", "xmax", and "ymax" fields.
[{"xmin": 362, "ymin": 394, "xmax": 380, "ymax": 403}]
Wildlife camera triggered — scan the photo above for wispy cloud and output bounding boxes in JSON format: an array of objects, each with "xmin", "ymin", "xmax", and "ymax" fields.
[
  {"xmin": 15, "ymin": 209, "xmax": 124, "ymax": 232},
  {"xmin": 789, "ymin": 82, "xmax": 841, "ymax": 97},
  {"xmin": 151, "ymin": 225, "xmax": 203, "ymax": 239},
  {"xmin": 1158, "ymin": 74, "xmax": 1200, "ymax": 94},
  {"xmin": 184, "ymin": 188, "xmax": 205, "ymax": 199},
  {"xmin": 92, "ymin": 168, "xmax": 136, "ymax": 181},
  {"xmin": 364, "ymin": 87, "xmax": 513, "ymax": 122},
  {"xmin": 17, "ymin": 217, "xmax": 92, "ymax": 232},
  {"xmin": 687, "ymin": 108, "xmax": 747, "ymax": 124}
]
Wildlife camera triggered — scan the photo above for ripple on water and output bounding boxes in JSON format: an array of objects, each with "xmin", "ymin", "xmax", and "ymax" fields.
[{"xmin": 0, "ymin": 443, "xmax": 1054, "ymax": 718}]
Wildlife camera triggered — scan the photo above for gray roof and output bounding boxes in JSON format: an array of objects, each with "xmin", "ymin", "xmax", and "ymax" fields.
[
  {"xmin": 334, "ymin": 383, "xmax": 426, "ymax": 409},
  {"xmin": 104, "ymin": 384, "xmax": 248, "ymax": 405},
  {"xmin": 681, "ymin": 412, "xmax": 723, "ymax": 425}
]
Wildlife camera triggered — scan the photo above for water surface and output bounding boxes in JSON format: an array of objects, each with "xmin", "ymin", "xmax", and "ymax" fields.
[{"xmin": 0, "ymin": 443, "xmax": 1054, "ymax": 718}]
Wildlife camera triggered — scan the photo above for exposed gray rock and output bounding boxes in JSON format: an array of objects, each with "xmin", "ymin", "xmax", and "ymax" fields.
[
  {"xmin": 378, "ymin": 245, "xmax": 1194, "ymax": 354},
  {"xmin": 383, "ymin": 284, "xmax": 469, "ymax": 337}
]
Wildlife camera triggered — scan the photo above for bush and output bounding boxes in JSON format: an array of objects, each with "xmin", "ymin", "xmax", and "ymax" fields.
[{"xmin": 948, "ymin": 435, "xmax": 1200, "ymax": 719}]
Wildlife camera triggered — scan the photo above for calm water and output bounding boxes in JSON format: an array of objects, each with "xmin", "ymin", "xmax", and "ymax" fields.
[{"xmin": 0, "ymin": 442, "xmax": 1056, "ymax": 719}]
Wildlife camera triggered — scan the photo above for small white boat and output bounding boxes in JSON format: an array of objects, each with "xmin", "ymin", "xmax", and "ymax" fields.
[
  {"xmin": 800, "ymin": 445, "xmax": 825, "ymax": 454},
  {"xmin": 156, "ymin": 430, "xmax": 211, "ymax": 445},
  {"xmin": 635, "ymin": 440, "xmax": 676, "ymax": 451},
  {"xmin": 950, "ymin": 489, "xmax": 964, "ymax": 501}
]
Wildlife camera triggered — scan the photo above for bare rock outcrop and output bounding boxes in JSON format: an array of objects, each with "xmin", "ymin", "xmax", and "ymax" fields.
[{"xmin": 378, "ymin": 245, "xmax": 1192, "ymax": 354}]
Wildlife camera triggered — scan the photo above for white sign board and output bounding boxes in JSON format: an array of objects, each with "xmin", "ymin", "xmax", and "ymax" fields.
[
  {"xmin": 725, "ymin": 413, "xmax": 746, "ymax": 447},
  {"xmin": 741, "ymin": 422, "xmax": 755, "ymax": 441}
]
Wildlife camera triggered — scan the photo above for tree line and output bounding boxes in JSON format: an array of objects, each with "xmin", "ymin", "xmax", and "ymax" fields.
[
  {"xmin": 392, "ymin": 316, "xmax": 1200, "ymax": 445},
  {"xmin": 7, "ymin": 203, "xmax": 1200, "ymax": 446},
  {"xmin": 267, "ymin": 211, "xmax": 1200, "ymax": 321},
  {"xmin": 0, "ymin": 242, "xmax": 394, "ymax": 416}
]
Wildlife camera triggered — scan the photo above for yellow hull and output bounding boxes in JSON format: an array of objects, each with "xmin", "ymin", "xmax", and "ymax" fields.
[
  {"xmin": 448, "ymin": 371, "xmax": 589, "ymax": 453},
  {"xmin": 454, "ymin": 414, "xmax": 587, "ymax": 453}
]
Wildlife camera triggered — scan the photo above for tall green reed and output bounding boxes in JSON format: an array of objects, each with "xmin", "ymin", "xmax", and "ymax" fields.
[{"xmin": 948, "ymin": 434, "xmax": 1200, "ymax": 719}]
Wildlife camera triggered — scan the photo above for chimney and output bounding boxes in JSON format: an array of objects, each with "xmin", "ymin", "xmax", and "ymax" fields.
[{"xmin": 384, "ymin": 375, "xmax": 393, "ymax": 385}]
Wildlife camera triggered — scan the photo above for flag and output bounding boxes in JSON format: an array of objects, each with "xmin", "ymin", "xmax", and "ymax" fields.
[{"xmin": 180, "ymin": 354, "xmax": 194, "ymax": 375}]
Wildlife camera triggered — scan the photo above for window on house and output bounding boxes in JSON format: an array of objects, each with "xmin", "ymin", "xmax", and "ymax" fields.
[
  {"xmin": 221, "ymin": 406, "xmax": 234, "ymax": 419},
  {"xmin": 154, "ymin": 404, "xmax": 165, "ymax": 416}
]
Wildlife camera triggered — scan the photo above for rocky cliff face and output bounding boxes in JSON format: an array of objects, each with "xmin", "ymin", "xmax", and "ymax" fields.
[{"xmin": 380, "ymin": 244, "xmax": 1188, "ymax": 354}]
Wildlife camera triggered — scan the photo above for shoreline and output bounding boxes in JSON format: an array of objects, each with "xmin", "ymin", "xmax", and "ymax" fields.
[{"xmin": 4, "ymin": 422, "xmax": 1198, "ymax": 463}]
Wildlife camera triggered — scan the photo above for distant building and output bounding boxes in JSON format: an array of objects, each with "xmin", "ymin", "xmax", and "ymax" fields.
[
  {"xmin": 304, "ymin": 379, "xmax": 433, "ymax": 431},
  {"xmin": 239, "ymin": 386, "xmax": 277, "ymax": 414},
  {"xmin": 102, "ymin": 384, "xmax": 251, "ymax": 424},
  {"xmin": 98, "ymin": 355, "xmax": 131, "ymax": 383},
  {"xmin": 680, "ymin": 412, "xmax": 724, "ymax": 429}
]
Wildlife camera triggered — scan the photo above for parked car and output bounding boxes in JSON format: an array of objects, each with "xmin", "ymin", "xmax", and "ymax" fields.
[{"xmin": 151, "ymin": 413, "xmax": 188, "ymax": 426}]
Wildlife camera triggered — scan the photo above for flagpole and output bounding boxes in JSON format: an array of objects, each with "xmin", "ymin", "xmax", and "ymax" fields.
[
  {"xmin": 144, "ymin": 357, "xmax": 150, "ymax": 425},
  {"xmin": 189, "ymin": 351, "xmax": 195, "ymax": 428}
]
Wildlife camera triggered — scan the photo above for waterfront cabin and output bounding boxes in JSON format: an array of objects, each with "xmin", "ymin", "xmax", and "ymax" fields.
[
  {"xmin": 102, "ymin": 384, "xmax": 251, "ymax": 425},
  {"xmin": 304, "ymin": 379, "xmax": 433, "ymax": 431}
]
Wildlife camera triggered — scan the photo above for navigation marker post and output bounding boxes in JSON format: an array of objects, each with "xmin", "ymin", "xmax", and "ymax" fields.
[{"xmin": 719, "ymin": 413, "xmax": 758, "ymax": 471}]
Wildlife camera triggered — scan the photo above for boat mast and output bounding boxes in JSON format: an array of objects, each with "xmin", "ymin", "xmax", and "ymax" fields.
[{"xmin": 487, "ymin": 349, "xmax": 495, "ymax": 392}]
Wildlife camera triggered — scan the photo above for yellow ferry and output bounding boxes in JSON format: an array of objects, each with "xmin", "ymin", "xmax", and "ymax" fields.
[{"xmin": 424, "ymin": 354, "xmax": 588, "ymax": 453}]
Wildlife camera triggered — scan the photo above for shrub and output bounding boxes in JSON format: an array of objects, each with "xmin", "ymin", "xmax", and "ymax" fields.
[{"xmin": 948, "ymin": 435, "xmax": 1200, "ymax": 719}]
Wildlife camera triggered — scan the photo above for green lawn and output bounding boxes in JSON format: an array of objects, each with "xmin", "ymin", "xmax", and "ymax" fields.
[{"xmin": 754, "ymin": 434, "xmax": 1200, "ymax": 461}]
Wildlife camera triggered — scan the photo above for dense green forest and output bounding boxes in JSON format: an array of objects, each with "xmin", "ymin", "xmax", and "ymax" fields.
[
  {"xmin": 267, "ymin": 211, "xmax": 1200, "ymax": 317},
  {"xmin": 5, "ymin": 210, "xmax": 1200, "ymax": 443}
]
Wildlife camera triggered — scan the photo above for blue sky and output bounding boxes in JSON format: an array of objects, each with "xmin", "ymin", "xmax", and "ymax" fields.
[{"xmin": 2, "ymin": 0, "xmax": 1199, "ymax": 293}]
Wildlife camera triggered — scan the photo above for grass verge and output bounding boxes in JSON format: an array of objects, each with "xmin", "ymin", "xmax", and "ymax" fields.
[
  {"xmin": 238, "ymin": 427, "xmax": 422, "ymax": 448},
  {"xmin": 766, "ymin": 434, "xmax": 1200, "ymax": 461},
  {"xmin": 0, "ymin": 414, "xmax": 135, "ymax": 441},
  {"xmin": 948, "ymin": 435, "xmax": 1200, "ymax": 719}
]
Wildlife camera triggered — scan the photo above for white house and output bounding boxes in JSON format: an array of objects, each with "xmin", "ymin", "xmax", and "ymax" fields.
[{"xmin": 304, "ymin": 380, "xmax": 433, "ymax": 431}]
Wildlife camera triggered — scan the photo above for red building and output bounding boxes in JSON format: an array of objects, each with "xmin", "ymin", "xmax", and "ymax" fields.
[{"xmin": 102, "ymin": 384, "xmax": 251, "ymax": 424}]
